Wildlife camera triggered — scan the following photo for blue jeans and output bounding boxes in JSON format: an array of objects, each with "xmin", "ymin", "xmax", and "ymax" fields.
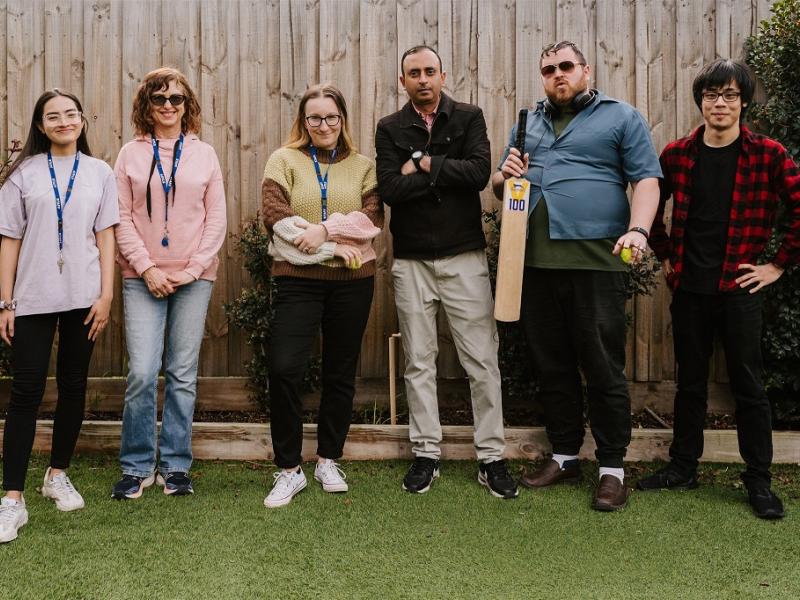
[{"xmin": 119, "ymin": 278, "xmax": 213, "ymax": 477}]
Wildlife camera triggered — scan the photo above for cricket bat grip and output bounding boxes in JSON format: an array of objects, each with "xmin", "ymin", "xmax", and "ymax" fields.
[{"xmin": 514, "ymin": 109, "xmax": 528, "ymax": 155}]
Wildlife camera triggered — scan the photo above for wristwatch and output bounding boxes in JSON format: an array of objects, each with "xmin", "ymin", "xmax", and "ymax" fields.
[
  {"xmin": 0, "ymin": 299, "xmax": 17, "ymax": 311},
  {"xmin": 411, "ymin": 150, "xmax": 424, "ymax": 172}
]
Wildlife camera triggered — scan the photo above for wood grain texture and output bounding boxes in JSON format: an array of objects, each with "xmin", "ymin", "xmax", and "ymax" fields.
[{"xmin": 0, "ymin": 0, "xmax": 774, "ymax": 386}]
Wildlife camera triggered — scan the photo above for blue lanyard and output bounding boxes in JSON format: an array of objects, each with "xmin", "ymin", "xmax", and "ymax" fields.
[
  {"xmin": 309, "ymin": 145, "xmax": 336, "ymax": 221},
  {"xmin": 47, "ymin": 150, "xmax": 80, "ymax": 273},
  {"xmin": 151, "ymin": 133, "xmax": 184, "ymax": 246}
]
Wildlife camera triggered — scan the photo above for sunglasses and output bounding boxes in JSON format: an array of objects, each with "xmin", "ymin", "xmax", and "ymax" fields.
[
  {"xmin": 150, "ymin": 94, "xmax": 186, "ymax": 107},
  {"xmin": 540, "ymin": 61, "xmax": 585, "ymax": 77}
]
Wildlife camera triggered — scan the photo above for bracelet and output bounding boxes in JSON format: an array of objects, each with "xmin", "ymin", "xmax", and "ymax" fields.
[
  {"xmin": 0, "ymin": 299, "xmax": 17, "ymax": 311},
  {"xmin": 628, "ymin": 226, "xmax": 649, "ymax": 239}
]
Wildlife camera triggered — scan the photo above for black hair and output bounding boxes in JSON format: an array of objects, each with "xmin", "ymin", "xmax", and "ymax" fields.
[
  {"xmin": 692, "ymin": 59, "xmax": 755, "ymax": 117},
  {"xmin": 400, "ymin": 45, "xmax": 443, "ymax": 76},
  {"xmin": 4, "ymin": 89, "xmax": 92, "ymax": 181},
  {"xmin": 540, "ymin": 41, "xmax": 587, "ymax": 67}
]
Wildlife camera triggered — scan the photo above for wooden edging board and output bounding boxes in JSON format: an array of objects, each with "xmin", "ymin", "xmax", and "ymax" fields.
[{"xmin": 3, "ymin": 421, "xmax": 798, "ymax": 464}]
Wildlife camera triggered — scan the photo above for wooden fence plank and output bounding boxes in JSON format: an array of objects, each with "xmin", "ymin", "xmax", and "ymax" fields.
[
  {"xmin": 161, "ymin": 0, "xmax": 202, "ymax": 91},
  {"xmin": 43, "ymin": 0, "xmax": 84, "ymax": 94},
  {"xmin": 199, "ymin": 0, "xmax": 235, "ymax": 376},
  {"xmin": 515, "ymin": 0, "xmax": 556, "ymax": 109},
  {"xmin": 83, "ymin": 0, "xmax": 124, "ymax": 377}
]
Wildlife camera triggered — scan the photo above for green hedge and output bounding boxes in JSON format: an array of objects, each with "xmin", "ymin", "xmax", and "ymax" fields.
[{"xmin": 746, "ymin": 0, "xmax": 800, "ymax": 424}]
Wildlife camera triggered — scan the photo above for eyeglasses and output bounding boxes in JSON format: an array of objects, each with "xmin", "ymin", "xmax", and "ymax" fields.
[
  {"xmin": 306, "ymin": 115, "xmax": 342, "ymax": 127},
  {"xmin": 150, "ymin": 94, "xmax": 186, "ymax": 107},
  {"xmin": 701, "ymin": 90, "xmax": 741, "ymax": 103},
  {"xmin": 43, "ymin": 110, "xmax": 82, "ymax": 125},
  {"xmin": 540, "ymin": 61, "xmax": 585, "ymax": 77}
]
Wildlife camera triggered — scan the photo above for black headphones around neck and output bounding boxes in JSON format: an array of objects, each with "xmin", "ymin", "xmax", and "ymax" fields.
[{"xmin": 542, "ymin": 88, "xmax": 598, "ymax": 118}]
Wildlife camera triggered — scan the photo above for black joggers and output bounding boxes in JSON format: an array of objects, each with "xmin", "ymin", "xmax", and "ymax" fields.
[
  {"xmin": 268, "ymin": 276, "xmax": 374, "ymax": 468},
  {"xmin": 2, "ymin": 308, "xmax": 94, "ymax": 491}
]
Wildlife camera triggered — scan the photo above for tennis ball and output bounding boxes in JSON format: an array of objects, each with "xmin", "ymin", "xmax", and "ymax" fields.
[
  {"xmin": 620, "ymin": 247, "xmax": 632, "ymax": 264},
  {"xmin": 347, "ymin": 258, "xmax": 362, "ymax": 270}
]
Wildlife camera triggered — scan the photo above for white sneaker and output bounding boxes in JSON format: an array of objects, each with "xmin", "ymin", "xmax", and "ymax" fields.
[
  {"xmin": 41, "ymin": 468, "xmax": 85, "ymax": 512},
  {"xmin": 0, "ymin": 497, "xmax": 29, "ymax": 543},
  {"xmin": 264, "ymin": 468, "xmax": 307, "ymax": 508},
  {"xmin": 314, "ymin": 459, "xmax": 349, "ymax": 493}
]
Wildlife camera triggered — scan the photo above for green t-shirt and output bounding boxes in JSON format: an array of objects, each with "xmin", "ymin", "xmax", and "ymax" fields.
[{"xmin": 524, "ymin": 109, "xmax": 625, "ymax": 272}]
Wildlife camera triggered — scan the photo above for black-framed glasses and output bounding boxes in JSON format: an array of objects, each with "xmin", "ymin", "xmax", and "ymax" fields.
[
  {"xmin": 306, "ymin": 114, "xmax": 341, "ymax": 127},
  {"xmin": 701, "ymin": 90, "xmax": 741, "ymax": 103},
  {"xmin": 150, "ymin": 94, "xmax": 186, "ymax": 107},
  {"xmin": 540, "ymin": 61, "xmax": 585, "ymax": 77}
]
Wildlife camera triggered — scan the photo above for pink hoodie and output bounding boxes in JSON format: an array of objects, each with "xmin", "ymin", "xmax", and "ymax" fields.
[{"xmin": 114, "ymin": 134, "xmax": 227, "ymax": 280}]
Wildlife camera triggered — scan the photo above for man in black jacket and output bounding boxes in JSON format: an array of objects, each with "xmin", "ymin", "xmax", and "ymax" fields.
[{"xmin": 375, "ymin": 45, "xmax": 517, "ymax": 499}]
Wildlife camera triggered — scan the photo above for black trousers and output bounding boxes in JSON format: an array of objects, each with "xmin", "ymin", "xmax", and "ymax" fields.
[
  {"xmin": 669, "ymin": 288, "xmax": 772, "ymax": 487},
  {"xmin": 2, "ymin": 308, "xmax": 94, "ymax": 491},
  {"xmin": 520, "ymin": 268, "xmax": 631, "ymax": 468},
  {"xmin": 268, "ymin": 276, "xmax": 374, "ymax": 468}
]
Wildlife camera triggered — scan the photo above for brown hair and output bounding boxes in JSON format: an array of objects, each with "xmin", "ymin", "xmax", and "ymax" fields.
[
  {"xmin": 130, "ymin": 67, "xmax": 201, "ymax": 136},
  {"xmin": 284, "ymin": 83, "xmax": 356, "ymax": 153},
  {"xmin": 540, "ymin": 41, "xmax": 587, "ymax": 67}
]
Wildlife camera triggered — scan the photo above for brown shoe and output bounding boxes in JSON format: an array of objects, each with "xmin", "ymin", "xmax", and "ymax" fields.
[
  {"xmin": 592, "ymin": 474, "xmax": 631, "ymax": 511},
  {"xmin": 519, "ymin": 459, "xmax": 580, "ymax": 489}
]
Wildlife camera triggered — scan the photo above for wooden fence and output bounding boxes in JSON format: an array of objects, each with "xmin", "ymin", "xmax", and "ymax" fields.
[{"xmin": 0, "ymin": 0, "xmax": 774, "ymax": 385}]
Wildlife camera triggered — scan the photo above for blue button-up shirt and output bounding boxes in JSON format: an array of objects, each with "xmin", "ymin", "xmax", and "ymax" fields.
[{"xmin": 498, "ymin": 92, "xmax": 662, "ymax": 240}]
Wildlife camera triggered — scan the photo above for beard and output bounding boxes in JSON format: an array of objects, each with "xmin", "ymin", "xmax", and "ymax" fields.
[{"xmin": 546, "ymin": 80, "xmax": 589, "ymax": 107}]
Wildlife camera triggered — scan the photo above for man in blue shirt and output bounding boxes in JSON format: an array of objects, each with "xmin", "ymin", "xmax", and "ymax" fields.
[{"xmin": 491, "ymin": 40, "xmax": 662, "ymax": 511}]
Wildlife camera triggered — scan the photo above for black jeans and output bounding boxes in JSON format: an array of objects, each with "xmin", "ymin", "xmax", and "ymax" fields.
[
  {"xmin": 268, "ymin": 276, "xmax": 374, "ymax": 468},
  {"xmin": 2, "ymin": 308, "xmax": 94, "ymax": 491},
  {"xmin": 669, "ymin": 288, "xmax": 772, "ymax": 487},
  {"xmin": 520, "ymin": 268, "xmax": 631, "ymax": 468}
]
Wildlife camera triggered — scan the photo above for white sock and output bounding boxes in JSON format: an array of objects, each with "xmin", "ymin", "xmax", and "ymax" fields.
[
  {"xmin": 1, "ymin": 496, "xmax": 21, "ymax": 507},
  {"xmin": 599, "ymin": 467, "xmax": 624, "ymax": 483},
  {"xmin": 552, "ymin": 454, "xmax": 579, "ymax": 468}
]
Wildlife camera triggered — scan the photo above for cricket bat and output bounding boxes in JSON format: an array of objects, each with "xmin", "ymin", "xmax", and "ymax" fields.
[{"xmin": 494, "ymin": 109, "xmax": 530, "ymax": 322}]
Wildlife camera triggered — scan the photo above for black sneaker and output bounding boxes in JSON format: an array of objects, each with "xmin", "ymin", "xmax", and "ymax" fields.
[
  {"xmin": 636, "ymin": 465, "xmax": 699, "ymax": 491},
  {"xmin": 111, "ymin": 474, "xmax": 156, "ymax": 500},
  {"xmin": 478, "ymin": 459, "xmax": 519, "ymax": 499},
  {"xmin": 157, "ymin": 472, "xmax": 194, "ymax": 496},
  {"xmin": 748, "ymin": 487, "xmax": 785, "ymax": 519},
  {"xmin": 402, "ymin": 457, "xmax": 440, "ymax": 494}
]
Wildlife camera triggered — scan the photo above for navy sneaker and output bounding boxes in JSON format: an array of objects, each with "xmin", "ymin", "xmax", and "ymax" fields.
[
  {"xmin": 748, "ymin": 487, "xmax": 785, "ymax": 519},
  {"xmin": 157, "ymin": 472, "xmax": 194, "ymax": 496},
  {"xmin": 478, "ymin": 459, "xmax": 519, "ymax": 499},
  {"xmin": 111, "ymin": 474, "xmax": 155, "ymax": 500},
  {"xmin": 402, "ymin": 457, "xmax": 440, "ymax": 494}
]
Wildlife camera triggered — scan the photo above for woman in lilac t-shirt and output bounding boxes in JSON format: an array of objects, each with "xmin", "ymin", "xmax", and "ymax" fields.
[
  {"xmin": 0, "ymin": 90, "xmax": 119, "ymax": 544},
  {"xmin": 111, "ymin": 67, "xmax": 226, "ymax": 500}
]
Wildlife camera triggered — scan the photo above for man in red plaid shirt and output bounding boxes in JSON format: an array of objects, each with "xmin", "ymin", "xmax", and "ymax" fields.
[{"xmin": 639, "ymin": 59, "xmax": 800, "ymax": 519}]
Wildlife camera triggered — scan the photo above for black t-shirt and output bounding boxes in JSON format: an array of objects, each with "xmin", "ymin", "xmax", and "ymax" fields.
[{"xmin": 681, "ymin": 136, "xmax": 741, "ymax": 294}]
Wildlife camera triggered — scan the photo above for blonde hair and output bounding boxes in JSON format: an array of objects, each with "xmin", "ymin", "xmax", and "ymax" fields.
[
  {"xmin": 131, "ymin": 67, "xmax": 201, "ymax": 136},
  {"xmin": 285, "ymin": 83, "xmax": 356, "ymax": 152}
]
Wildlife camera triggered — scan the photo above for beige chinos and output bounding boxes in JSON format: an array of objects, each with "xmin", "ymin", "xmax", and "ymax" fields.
[{"xmin": 391, "ymin": 249, "xmax": 505, "ymax": 462}]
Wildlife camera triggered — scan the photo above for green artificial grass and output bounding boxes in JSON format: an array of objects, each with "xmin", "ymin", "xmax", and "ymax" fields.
[{"xmin": 1, "ymin": 455, "xmax": 799, "ymax": 599}]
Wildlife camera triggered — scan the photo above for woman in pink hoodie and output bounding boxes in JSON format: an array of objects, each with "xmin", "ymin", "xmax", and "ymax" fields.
[
  {"xmin": 111, "ymin": 67, "xmax": 226, "ymax": 500},
  {"xmin": 261, "ymin": 84, "xmax": 383, "ymax": 508}
]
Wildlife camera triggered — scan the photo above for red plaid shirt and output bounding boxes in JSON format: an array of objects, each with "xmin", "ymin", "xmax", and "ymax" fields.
[{"xmin": 650, "ymin": 125, "xmax": 800, "ymax": 292}]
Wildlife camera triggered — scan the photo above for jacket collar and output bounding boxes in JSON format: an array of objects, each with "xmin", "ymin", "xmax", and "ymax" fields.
[{"xmin": 400, "ymin": 93, "xmax": 455, "ymax": 128}]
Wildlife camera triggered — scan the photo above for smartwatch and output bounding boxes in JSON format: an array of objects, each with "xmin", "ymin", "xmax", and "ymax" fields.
[{"xmin": 411, "ymin": 150, "xmax": 424, "ymax": 172}]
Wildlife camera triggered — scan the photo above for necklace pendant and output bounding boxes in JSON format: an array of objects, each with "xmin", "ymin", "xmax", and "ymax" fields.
[
  {"xmin": 57, "ymin": 256, "xmax": 64, "ymax": 274},
  {"xmin": 161, "ymin": 235, "xmax": 169, "ymax": 247}
]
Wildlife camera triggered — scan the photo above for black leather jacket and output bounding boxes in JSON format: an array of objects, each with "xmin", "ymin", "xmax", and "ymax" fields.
[{"xmin": 375, "ymin": 93, "xmax": 491, "ymax": 259}]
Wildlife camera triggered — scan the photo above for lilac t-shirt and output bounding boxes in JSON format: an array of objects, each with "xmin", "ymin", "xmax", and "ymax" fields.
[{"xmin": 0, "ymin": 152, "xmax": 120, "ymax": 316}]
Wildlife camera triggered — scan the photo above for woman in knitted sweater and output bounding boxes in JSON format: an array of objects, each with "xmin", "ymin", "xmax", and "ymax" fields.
[{"xmin": 261, "ymin": 83, "xmax": 383, "ymax": 508}]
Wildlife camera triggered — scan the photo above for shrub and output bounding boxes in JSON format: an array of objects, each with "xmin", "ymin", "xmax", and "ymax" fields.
[
  {"xmin": 224, "ymin": 216, "xmax": 320, "ymax": 411},
  {"xmin": 746, "ymin": 0, "xmax": 800, "ymax": 424}
]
